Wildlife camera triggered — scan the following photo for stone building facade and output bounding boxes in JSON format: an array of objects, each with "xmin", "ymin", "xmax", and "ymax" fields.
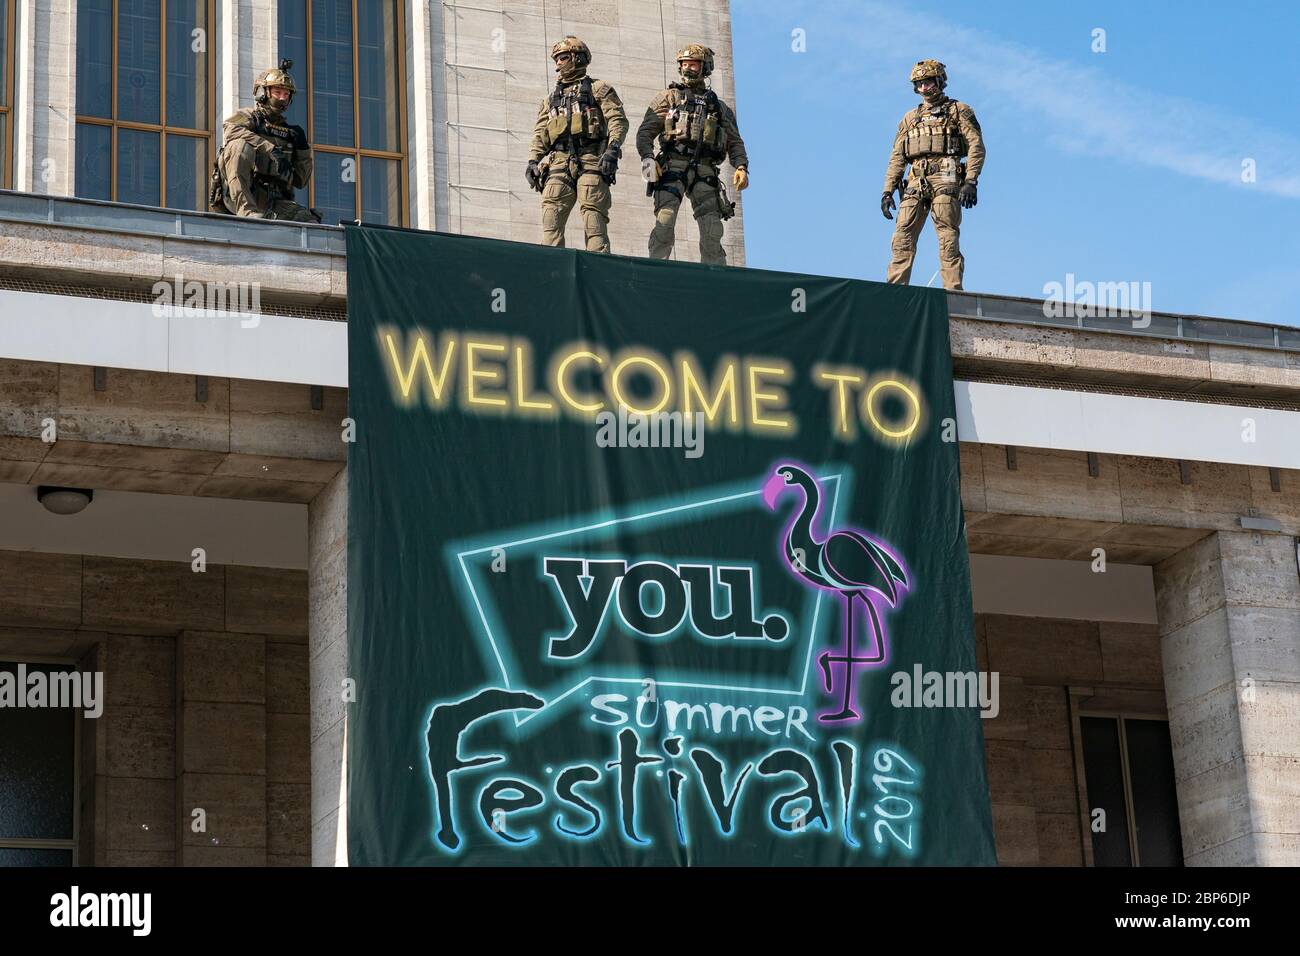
[
  {"xmin": 1, "ymin": 0, "xmax": 1297, "ymax": 869},
  {"xmin": 6, "ymin": 0, "xmax": 744, "ymax": 261}
]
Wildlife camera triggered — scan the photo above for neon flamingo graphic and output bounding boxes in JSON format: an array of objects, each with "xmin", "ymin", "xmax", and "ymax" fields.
[{"xmin": 762, "ymin": 463, "xmax": 909, "ymax": 723}]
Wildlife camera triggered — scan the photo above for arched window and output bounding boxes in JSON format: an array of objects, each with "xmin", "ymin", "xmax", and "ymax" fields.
[
  {"xmin": 74, "ymin": 0, "xmax": 215, "ymax": 210},
  {"xmin": 1, "ymin": 0, "xmax": 14, "ymax": 188},
  {"xmin": 279, "ymin": 0, "xmax": 407, "ymax": 226}
]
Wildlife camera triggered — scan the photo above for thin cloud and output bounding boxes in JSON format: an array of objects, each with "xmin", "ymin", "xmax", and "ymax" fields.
[{"xmin": 811, "ymin": 0, "xmax": 1300, "ymax": 198}]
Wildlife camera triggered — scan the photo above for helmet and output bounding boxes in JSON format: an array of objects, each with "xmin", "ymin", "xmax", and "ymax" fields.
[
  {"xmin": 909, "ymin": 59, "xmax": 947, "ymax": 92},
  {"xmin": 550, "ymin": 36, "xmax": 592, "ymax": 69},
  {"xmin": 676, "ymin": 43, "xmax": 715, "ymax": 80},
  {"xmin": 255, "ymin": 59, "xmax": 298, "ymax": 113}
]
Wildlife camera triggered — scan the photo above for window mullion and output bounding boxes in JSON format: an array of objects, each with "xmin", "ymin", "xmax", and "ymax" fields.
[
  {"xmin": 4, "ymin": 0, "xmax": 15, "ymax": 188},
  {"xmin": 352, "ymin": 0, "xmax": 361, "ymax": 220},
  {"xmin": 1116, "ymin": 717, "xmax": 1141, "ymax": 866},
  {"xmin": 110, "ymin": 0, "xmax": 118, "ymax": 200},
  {"xmin": 305, "ymin": 0, "xmax": 314, "ymax": 211},
  {"xmin": 208, "ymin": 0, "xmax": 215, "ymax": 183},
  {"xmin": 160, "ymin": 0, "xmax": 167, "ymax": 205},
  {"xmin": 397, "ymin": 0, "xmax": 408, "ymax": 225}
]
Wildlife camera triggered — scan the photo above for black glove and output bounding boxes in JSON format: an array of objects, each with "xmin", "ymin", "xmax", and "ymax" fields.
[
  {"xmin": 525, "ymin": 160, "xmax": 542, "ymax": 191},
  {"xmin": 599, "ymin": 143, "xmax": 621, "ymax": 184},
  {"xmin": 959, "ymin": 180, "xmax": 978, "ymax": 209},
  {"xmin": 881, "ymin": 192, "xmax": 896, "ymax": 220},
  {"xmin": 289, "ymin": 125, "xmax": 309, "ymax": 150},
  {"xmin": 278, "ymin": 154, "xmax": 297, "ymax": 185}
]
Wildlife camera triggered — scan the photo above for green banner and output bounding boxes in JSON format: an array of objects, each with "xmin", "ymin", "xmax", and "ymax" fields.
[{"xmin": 345, "ymin": 226, "xmax": 995, "ymax": 866}]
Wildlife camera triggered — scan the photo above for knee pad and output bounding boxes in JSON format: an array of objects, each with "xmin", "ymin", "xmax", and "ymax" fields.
[
  {"xmin": 700, "ymin": 218, "xmax": 725, "ymax": 242},
  {"xmin": 541, "ymin": 206, "xmax": 566, "ymax": 232}
]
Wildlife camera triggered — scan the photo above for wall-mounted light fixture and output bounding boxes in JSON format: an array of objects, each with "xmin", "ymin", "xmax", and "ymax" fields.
[{"xmin": 36, "ymin": 486, "xmax": 94, "ymax": 516}]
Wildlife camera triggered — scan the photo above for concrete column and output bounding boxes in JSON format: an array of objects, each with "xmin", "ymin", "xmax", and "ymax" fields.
[
  {"xmin": 308, "ymin": 467, "xmax": 347, "ymax": 865},
  {"xmin": 436, "ymin": 1, "xmax": 512, "ymax": 239},
  {"xmin": 406, "ymin": 0, "xmax": 437, "ymax": 228},
  {"xmin": 222, "ymin": 0, "xmax": 277, "ymax": 124},
  {"xmin": 423, "ymin": 0, "xmax": 744, "ymax": 256},
  {"xmin": 982, "ymin": 673, "xmax": 1039, "ymax": 865},
  {"xmin": 427, "ymin": 0, "xmax": 452, "ymax": 233},
  {"xmin": 1154, "ymin": 532, "xmax": 1300, "ymax": 865},
  {"xmin": 176, "ymin": 628, "xmax": 269, "ymax": 865},
  {"xmin": 229, "ymin": 566, "xmax": 311, "ymax": 865},
  {"xmin": 266, "ymin": 635, "xmax": 311, "ymax": 865},
  {"xmin": 102, "ymin": 634, "xmax": 179, "ymax": 866},
  {"xmin": 77, "ymin": 641, "xmax": 108, "ymax": 867},
  {"xmin": 15, "ymin": 0, "xmax": 76, "ymax": 194}
]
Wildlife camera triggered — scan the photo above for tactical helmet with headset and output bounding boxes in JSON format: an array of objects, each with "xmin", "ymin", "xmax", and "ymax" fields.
[
  {"xmin": 550, "ymin": 36, "xmax": 592, "ymax": 80},
  {"xmin": 255, "ymin": 59, "xmax": 298, "ymax": 114},
  {"xmin": 676, "ymin": 43, "xmax": 715, "ymax": 81},
  {"xmin": 910, "ymin": 59, "xmax": 947, "ymax": 94}
]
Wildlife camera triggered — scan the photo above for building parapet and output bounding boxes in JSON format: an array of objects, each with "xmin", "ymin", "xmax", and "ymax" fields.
[
  {"xmin": 0, "ymin": 189, "xmax": 345, "ymax": 255},
  {"xmin": 3, "ymin": 192, "xmax": 1300, "ymax": 398},
  {"xmin": 949, "ymin": 291, "xmax": 1300, "ymax": 353}
]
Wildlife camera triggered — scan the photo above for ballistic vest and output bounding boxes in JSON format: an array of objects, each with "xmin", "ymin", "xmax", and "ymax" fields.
[
  {"xmin": 901, "ymin": 99, "xmax": 967, "ymax": 161},
  {"xmin": 661, "ymin": 84, "xmax": 726, "ymax": 158},
  {"xmin": 209, "ymin": 108, "xmax": 306, "ymax": 212},
  {"xmin": 542, "ymin": 76, "xmax": 607, "ymax": 151}
]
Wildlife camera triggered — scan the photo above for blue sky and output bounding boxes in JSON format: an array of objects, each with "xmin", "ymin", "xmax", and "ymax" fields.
[{"xmin": 731, "ymin": 0, "xmax": 1300, "ymax": 326}]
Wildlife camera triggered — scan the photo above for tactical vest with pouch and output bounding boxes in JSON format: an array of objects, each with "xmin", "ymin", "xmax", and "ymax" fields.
[
  {"xmin": 661, "ymin": 84, "xmax": 725, "ymax": 159},
  {"xmin": 902, "ymin": 100, "xmax": 966, "ymax": 161},
  {"xmin": 543, "ymin": 77, "xmax": 606, "ymax": 152},
  {"xmin": 209, "ymin": 109, "xmax": 304, "ymax": 213}
]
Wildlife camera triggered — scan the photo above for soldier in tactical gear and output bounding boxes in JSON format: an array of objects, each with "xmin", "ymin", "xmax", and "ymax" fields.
[
  {"xmin": 880, "ymin": 59, "xmax": 984, "ymax": 290},
  {"xmin": 637, "ymin": 43, "xmax": 748, "ymax": 265},
  {"xmin": 211, "ymin": 60, "xmax": 320, "ymax": 223},
  {"xmin": 527, "ymin": 37, "xmax": 628, "ymax": 252}
]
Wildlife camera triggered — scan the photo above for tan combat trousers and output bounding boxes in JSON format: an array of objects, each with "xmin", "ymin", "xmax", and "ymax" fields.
[
  {"xmin": 268, "ymin": 200, "xmax": 320, "ymax": 223},
  {"xmin": 886, "ymin": 172, "xmax": 964, "ymax": 290},
  {"xmin": 220, "ymin": 141, "xmax": 318, "ymax": 223},
  {"xmin": 541, "ymin": 149, "xmax": 612, "ymax": 253},
  {"xmin": 649, "ymin": 157, "xmax": 727, "ymax": 265}
]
